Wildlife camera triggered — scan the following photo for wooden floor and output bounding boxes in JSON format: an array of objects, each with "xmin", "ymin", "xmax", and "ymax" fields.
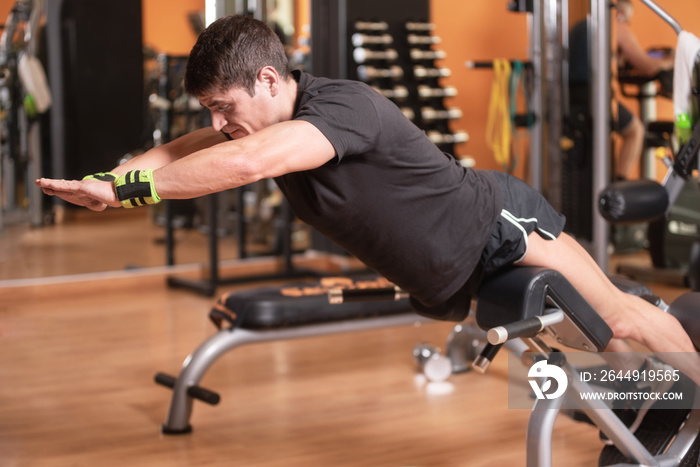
[
  {"xmin": 0, "ymin": 210, "xmax": 691, "ymax": 466},
  {"xmin": 0, "ymin": 206, "xmax": 257, "ymax": 281}
]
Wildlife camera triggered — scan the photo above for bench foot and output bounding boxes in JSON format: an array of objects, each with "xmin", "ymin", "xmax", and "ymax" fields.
[
  {"xmin": 158, "ymin": 313, "xmax": 431, "ymax": 434},
  {"xmin": 161, "ymin": 424, "xmax": 193, "ymax": 435}
]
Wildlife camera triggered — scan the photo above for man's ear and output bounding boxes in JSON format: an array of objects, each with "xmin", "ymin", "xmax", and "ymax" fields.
[{"xmin": 258, "ymin": 66, "xmax": 280, "ymax": 96}]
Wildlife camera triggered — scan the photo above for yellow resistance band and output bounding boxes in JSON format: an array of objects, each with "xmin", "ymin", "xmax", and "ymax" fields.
[{"xmin": 485, "ymin": 59, "xmax": 512, "ymax": 171}]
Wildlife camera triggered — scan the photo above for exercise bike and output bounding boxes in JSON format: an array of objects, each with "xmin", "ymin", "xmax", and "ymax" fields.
[{"xmin": 599, "ymin": 24, "xmax": 700, "ymax": 291}]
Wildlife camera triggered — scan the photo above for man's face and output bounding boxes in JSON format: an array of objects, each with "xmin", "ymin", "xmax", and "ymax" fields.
[{"xmin": 199, "ymin": 79, "xmax": 277, "ymax": 139}]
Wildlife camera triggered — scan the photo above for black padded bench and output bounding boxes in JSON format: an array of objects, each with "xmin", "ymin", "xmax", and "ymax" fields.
[
  {"xmin": 156, "ymin": 274, "xmax": 429, "ymax": 434},
  {"xmin": 208, "ymin": 275, "xmax": 414, "ymax": 330},
  {"xmin": 156, "ymin": 267, "xmax": 618, "ymax": 435},
  {"xmin": 155, "ymin": 266, "xmax": 700, "ymax": 465},
  {"xmin": 476, "ymin": 267, "xmax": 613, "ymax": 353}
]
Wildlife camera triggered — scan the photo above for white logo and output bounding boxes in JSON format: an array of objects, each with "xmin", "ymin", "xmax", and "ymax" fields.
[{"xmin": 528, "ymin": 360, "xmax": 568, "ymax": 400}]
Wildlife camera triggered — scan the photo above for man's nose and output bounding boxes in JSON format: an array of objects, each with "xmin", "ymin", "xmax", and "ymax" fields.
[{"xmin": 211, "ymin": 113, "xmax": 227, "ymax": 132}]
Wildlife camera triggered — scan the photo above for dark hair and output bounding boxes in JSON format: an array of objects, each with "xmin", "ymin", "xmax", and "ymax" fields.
[{"xmin": 184, "ymin": 15, "xmax": 290, "ymax": 97}]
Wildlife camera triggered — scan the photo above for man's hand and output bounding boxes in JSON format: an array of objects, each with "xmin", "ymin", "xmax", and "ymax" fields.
[{"xmin": 35, "ymin": 178, "xmax": 122, "ymax": 211}]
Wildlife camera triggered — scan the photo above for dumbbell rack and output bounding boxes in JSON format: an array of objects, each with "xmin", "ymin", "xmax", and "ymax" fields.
[
  {"xmin": 311, "ymin": 0, "xmax": 467, "ymax": 156},
  {"xmin": 350, "ymin": 20, "xmax": 467, "ymax": 155}
]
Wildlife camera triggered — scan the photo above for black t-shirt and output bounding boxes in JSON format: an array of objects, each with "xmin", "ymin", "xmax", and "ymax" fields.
[{"xmin": 275, "ymin": 71, "xmax": 502, "ymax": 306}]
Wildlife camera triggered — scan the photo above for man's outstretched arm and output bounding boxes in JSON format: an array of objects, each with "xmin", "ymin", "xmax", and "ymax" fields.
[{"xmin": 36, "ymin": 120, "xmax": 336, "ymax": 210}]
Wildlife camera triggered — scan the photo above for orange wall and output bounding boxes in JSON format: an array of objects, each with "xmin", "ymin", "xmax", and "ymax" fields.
[
  {"xmin": 142, "ymin": 0, "xmax": 203, "ymax": 55},
  {"xmin": 431, "ymin": 1, "xmax": 528, "ymax": 174},
  {"xmin": 0, "ymin": 1, "xmax": 12, "ymax": 23},
  {"xmin": 432, "ymin": 0, "xmax": 700, "ymax": 174}
]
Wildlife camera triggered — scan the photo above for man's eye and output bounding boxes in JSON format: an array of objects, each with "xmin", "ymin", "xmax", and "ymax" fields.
[{"xmin": 217, "ymin": 105, "xmax": 229, "ymax": 112}]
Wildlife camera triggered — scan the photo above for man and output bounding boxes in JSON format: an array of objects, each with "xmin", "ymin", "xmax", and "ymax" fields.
[
  {"xmin": 37, "ymin": 15, "xmax": 698, "ymax": 399},
  {"xmin": 569, "ymin": 0, "xmax": 674, "ymax": 180}
]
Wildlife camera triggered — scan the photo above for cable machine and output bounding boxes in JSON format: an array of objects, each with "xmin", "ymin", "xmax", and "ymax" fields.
[
  {"xmin": 0, "ymin": 0, "xmax": 48, "ymax": 229},
  {"xmin": 578, "ymin": 0, "xmax": 681, "ymax": 270},
  {"xmin": 468, "ymin": 0, "xmax": 560, "ymax": 199},
  {"xmin": 468, "ymin": 1, "xmax": 614, "ymax": 269},
  {"xmin": 588, "ymin": 0, "xmax": 611, "ymax": 269}
]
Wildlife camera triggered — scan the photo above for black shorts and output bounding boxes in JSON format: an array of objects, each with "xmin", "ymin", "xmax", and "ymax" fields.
[
  {"xmin": 570, "ymin": 83, "xmax": 633, "ymax": 132},
  {"xmin": 480, "ymin": 171, "xmax": 566, "ymax": 274},
  {"xmin": 617, "ymin": 102, "xmax": 633, "ymax": 132}
]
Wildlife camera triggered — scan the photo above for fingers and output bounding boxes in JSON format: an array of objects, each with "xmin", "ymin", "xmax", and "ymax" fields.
[
  {"xmin": 35, "ymin": 177, "xmax": 119, "ymax": 211},
  {"xmin": 35, "ymin": 178, "xmax": 79, "ymax": 191},
  {"xmin": 36, "ymin": 179, "xmax": 71, "ymax": 198},
  {"xmin": 35, "ymin": 178, "xmax": 92, "ymax": 205},
  {"xmin": 36, "ymin": 178, "xmax": 62, "ymax": 196}
]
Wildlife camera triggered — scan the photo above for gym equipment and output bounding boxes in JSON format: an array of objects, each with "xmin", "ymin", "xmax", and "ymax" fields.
[
  {"xmin": 485, "ymin": 59, "xmax": 514, "ymax": 171},
  {"xmin": 334, "ymin": 268, "xmax": 700, "ymax": 466},
  {"xmin": 310, "ymin": 0, "xmax": 468, "ymax": 157},
  {"xmin": 603, "ymin": 47, "xmax": 674, "ymax": 255},
  {"xmin": 155, "ymin": 267, "xmax": 700, "ymax": 467},
  {"xmin": 560, "ymin": 0, "xmax": 689, "ymax": 270},
  {"xmin": 163, "ymin": 189, "xmax": 332, "ymax": 297},
  {"xmin": 648, "ymin": 182, "xmax": 700, "ymax": 276},
  {"xmin": 600, "ymin": 125, "xmax": 700, "ymax": 289},
  {"xmin": 155, "ymin": 274, "xmax": 430, "ymax": 434},
  {"xmin": 155, "ymin": 266, "xmax": 700, "ymax": 465},
  {"xmin": 608, "ymin": 44, "xmax": 700, "ymax": 285},
  {"xmin": 0, "ymin": 0, "xmax": 48, "ymax": 229},
  {"xmin": 412, "ymin": 342, "xmax": 453, "ymax": 382},
  {"xmin": 599, "ymin": 13, "xmax": 700, "ymax": 291},
  {"xmin": 564, "ymin": 20, "xmax": 669, "ymax": 247},
  {"xmin": 114, "ymin": 169, "xmax": 161, "ymax": 208}
]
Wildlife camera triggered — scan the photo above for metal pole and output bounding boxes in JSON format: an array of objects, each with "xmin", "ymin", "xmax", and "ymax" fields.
[
  {"xmin": 561, "ymin": 0, "xmax": 569, "ymax": 118},
  {"xmin": 529, "ymin": 0, "xmax": 543, "ymax": 193},
  {"xmin": 590, "ymin": 0, "xmax": 611, "ymax": 270},
  {"xmin": 639, "ymin": 0, "xmax": 682, "ymax": 34},
  {"xmin": 640, "ymin": 81, "xmax": 657, "ymax": 180},
  {"xmin": 543, "ymin": 0, "xmax": 564, "ymax": 211}
]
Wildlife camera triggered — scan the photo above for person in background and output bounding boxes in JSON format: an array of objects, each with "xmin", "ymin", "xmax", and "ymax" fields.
[{"xmin": 569, "ymin": 0, "xmax": 674, "ymax": 180}]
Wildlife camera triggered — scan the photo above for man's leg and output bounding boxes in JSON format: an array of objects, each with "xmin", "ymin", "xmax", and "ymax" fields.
[{"xmin": 519, "ymin": 231, "xmax": 700, "ymax": 385}]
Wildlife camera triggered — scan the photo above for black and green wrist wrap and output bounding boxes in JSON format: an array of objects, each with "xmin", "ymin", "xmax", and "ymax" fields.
[
  {"xmin": 82, "ymin": 172, "xmax": 118, "ymax": 182},
  {"xmin": 114, "ymin": 169, "xmax": 162, "ymax": 208}
]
